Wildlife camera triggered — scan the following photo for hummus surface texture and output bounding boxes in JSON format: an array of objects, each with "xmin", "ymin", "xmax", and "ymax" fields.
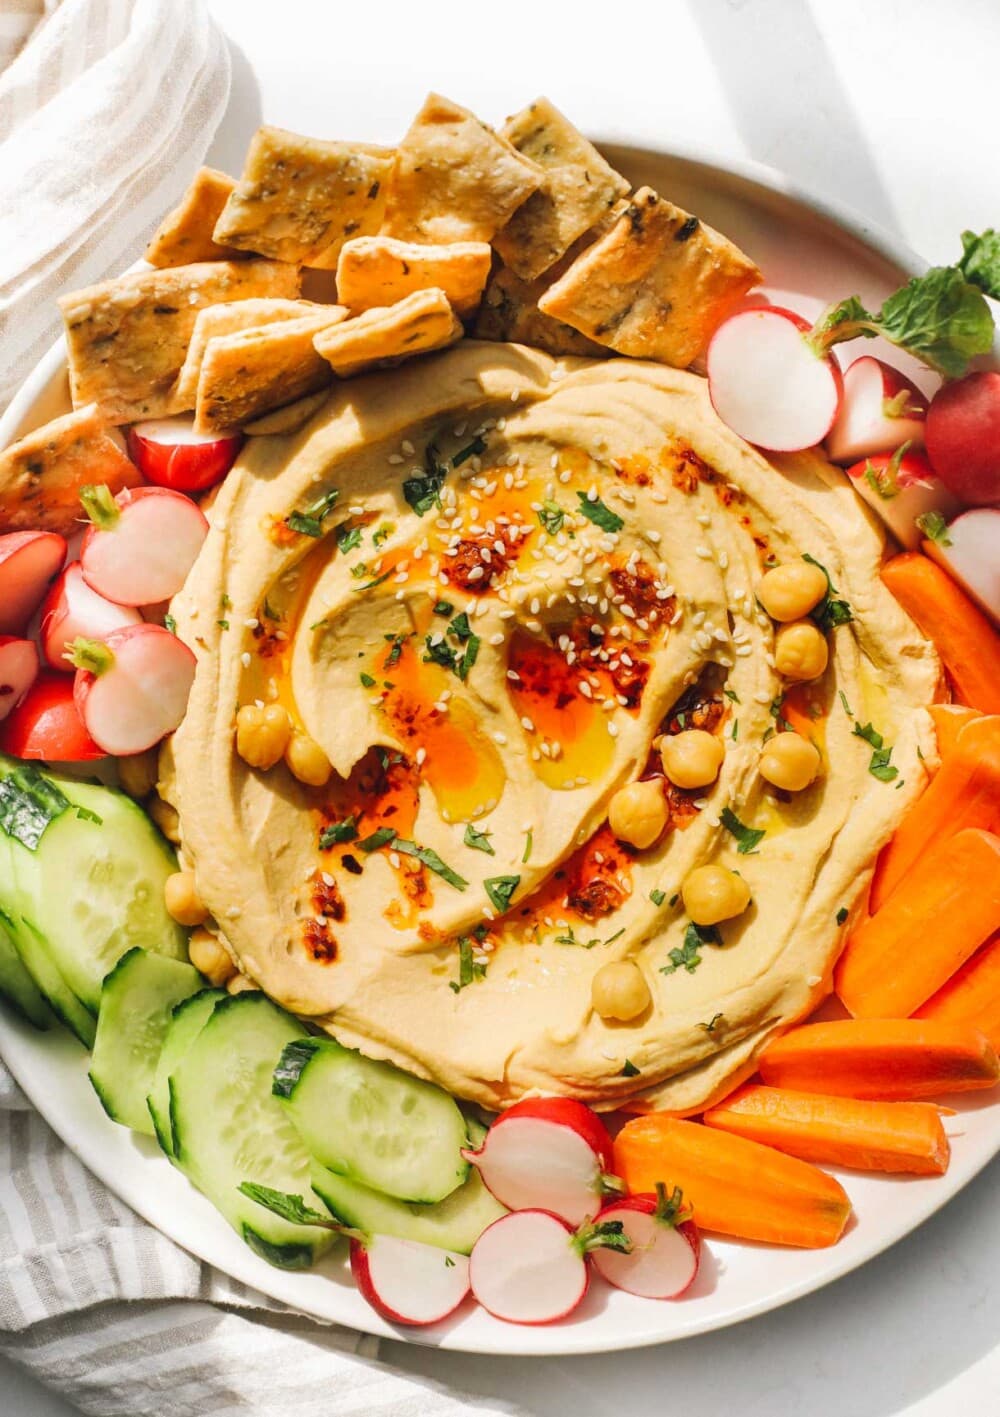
[{"xmin": 166, "ymin": 342, "xmax": 940, "ymax": 1113}]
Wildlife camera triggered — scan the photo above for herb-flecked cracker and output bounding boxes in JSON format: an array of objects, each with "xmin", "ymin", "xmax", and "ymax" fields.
[
  {"xmin": 213, "ymin": 126, "xmax": 394, "ymax": 268},
  {"xmin": 537, "ymin": 188, "xmax": 762, "ymax": 367},
  {"xmin": 174, "ymin": 299, "xmax": 332, "ymax": 410},
  {"xmin": 493, "ymin": 98, "xmax": 629, "ymax": 281},
  {"xmin": 382, "ymin": 93, "xmax": 543, "ymax": 244},
  {"xmin": 59, "ymin": 259, "xmax": 301, "ymax": 424},
  {"xmin": 313, "ymin": 288, "xmax": 462, "ymax": 377},
  {"xmin": 473, "ymin": 262, "xmax": 607, "ymax": 357},
  {"xmin": 336, "ymin": 236, "xmax": 491, "ymax": 317},
  {"xmin": 145, "ymin": 168, "xmax": 243, "ymax": 268},
  {"xmin": 0, "ymin": 404, "xmax": 141, "ymax": 535}
]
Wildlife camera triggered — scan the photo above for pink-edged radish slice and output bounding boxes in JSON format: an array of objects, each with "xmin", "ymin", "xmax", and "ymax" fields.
[
  {"xmin": 846, "ymin": 446, "xmax": 962, "ymax": 550},
  {"xmin": 0, "ymin": 637, "xmax": 39, "ymax": 724},
  {"xmin": 825, "ymin": 356, "xmax": 928, "ymax": 465},
  {"xmin": 923, "ymin": 508, "xmax": 1000, "ymax": 625},
  {"xmin": 39, "ymin": 563, "xmax": 142, "ymax": 669},
  {"xmin": 69, "ymin": 624, "xmax": 196, "ymax": 755},
  {"xmin": 589, "ymin": 1185, "xmax": 701, "ymax": 1300},
  {"xmin": 0, "ymin": 530, "xmax": 67, "ymax": 635},
  {"xmin": 350, "ymin": 1235, "xmax": 470, "ymax": 1326},
  {"xmin": 707, "ymin": 307, "xmax": 843, "ymax": 452},
  {"xmin": 925, "ymin": 371, "xmax": 1000, "ymax": 506},
  {"xmin": 469, "ymin": 1210, "xmax": 590, "ymax": 1325},
  {"xmin": 127, "ymin": 417, "xmax": 243, "ymax": 495},
  {"xmin": 79, "ymin": 485, "xmax": 208, "ymax": 606},
  {"xmin": 0, "ymin": 669, "xmax": 103, "ymax": 761},
  {"xmin": 462, "ymin": 1097, "xmax": 617, "ymax": 1226}
]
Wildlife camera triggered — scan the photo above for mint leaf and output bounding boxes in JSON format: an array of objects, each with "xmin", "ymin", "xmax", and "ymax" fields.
[
  {"xmin": 447, "ymin": 613, "xmax": 472, "ymax": 642},
  {"xmin": 958, "ymin": 229, "xmax": 1000, "ymax": 300},
  {"xmin": 0, "ymin": 764, "xmax": 70, "ymax": 851},
  {"xmin": 286, "ymin": 488, "xmax": 339, "ymax": 537},
  {"xmin": 576, "ymin": 492, "xmax": 624, "ymax": 533},
  {"xmin": 484, "ymin": 874, "xmax": 519, "ymax": 913},
  {"xmin": 915, "ymin": 510, "xmax": 953, "ymax": 546},
  {"xmin": 853, "ymin": 721, "xmax": 899, "ymax": 782},
  {"xmin": 801, "ymin": 553, "xmax": 853, "ymax": 629},
  {"xmin": 392, "ymin": 839, "xmax": 468, "ymax": 890},
  {"xmin": 719, "ymin": 806, "xmax": 765, "ymax": 855},
  {"xmin": 464, "ymin": 823, "xmax": 495, "ymax": 855},
  {"xmin": 661, "ymin": 922, "xmax": 720, "ymax": 975},
  {"xmin": 238, "ymin": 1184, "xmax": 341, "ymax": 1231},
  {"xmin": 336, "ymin": 523, "xmax": 362, "ymax": 553}
]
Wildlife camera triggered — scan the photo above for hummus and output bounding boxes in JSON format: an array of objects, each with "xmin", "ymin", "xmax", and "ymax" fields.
[{"xmin": 165, "ymin": 343, "xmax": 940, "ymax": 1113}]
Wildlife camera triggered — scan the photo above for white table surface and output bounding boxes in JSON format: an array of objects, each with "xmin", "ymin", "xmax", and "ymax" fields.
[{"xmin": 5, "ymin": 0, "xmax": 999, "ymax": 1412}]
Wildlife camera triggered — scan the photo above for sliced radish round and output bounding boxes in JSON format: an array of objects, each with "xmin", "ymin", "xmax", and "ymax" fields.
[
  {"xmin": 463, "ymin": 1097, "xmax": 615, "ymax": 1225},
  {"xmin": 0, "ymin": 530, "xmax": 67, "ymax": 635},
  {"xmin": 846, "ymin": 446, "xmax": 961, "ymax": 550},
  {"xmin": 350, "ymin": 1235, "xmax": 470, "ymax": 1326},
  {"xmin": 590, "ymin": 1188, "xmax": 701, "ymax": 1300},
  {"xmin": 70, "ymin": 623, "xmax": 196, "ymax": 755},
  {"xmin": 0, "ymin": 669, "xmax": 104, "ymax": 761},
  {"xmin": 707, "ymin": 307, "xmax": 843, "ymax": 452},
  {"xmin": 0, "ymin": 637, "xmax": 39, "ymax": 724},
  {"xmin": 469, "ymin": 1210, "xmax": 589, "ymax": 1325},
  {"xmin": 127, "ymin": 417, "xmax": 243, "ymax": 494},
  {"xmin": 825, "ymin": 356, "xmax": 928, "ymax": 466},
  {"xmin": 39, "ymin": 563, "xmax": 142, "ymax": 669},
  {"xmin": 80, "ymin": 485, "xmax": 208, "ymax": 606},
  {"xmin": 924, "ymin": 508, "xmax": 1000, "ymax": 625}
]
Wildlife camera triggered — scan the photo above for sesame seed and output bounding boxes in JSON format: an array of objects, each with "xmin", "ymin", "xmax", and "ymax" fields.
[
  {"xmin": 608, "ymin": 722, "xmax": 619, "ymax": 737},
  {"xmin": 244, "ymin": 617, "xmax": 259, "ymax": 629},
  {"xmin": 415, "ymin": 747, "xmax": 427, "ymax": 766},
  {"xmin": 521, "ymin": 716, "xmax": 536, "ymax": 732},
  {"xmin": 240, "ymin": 651, "xmax": 251, "ymax": 668},
  {"xmin": 510, "ymin": 389, "xmax": 520, "ymax": 402},
  {"xmin": 493, "ymin": 731, "xmax": 507, "ymax": 745},
  {"xmin": 389, "ymin": 852, "xmax": 401, "ymax": 869},
  {"xmin": 387, "ymin": 453, "xmax": 404, "ymax": 465},
  {"xmin": 695, "ymin": 545, "xmax": 712, "ymax": 559},
  {"xmin": 559, "ymin": 470, "xmax": 572, "ymax": 484},
  {"xmin": 489, "ymin": 632, "xmax": 505, "ymax": 646},
  {"xmin": 401, "ymin": 439, "xmax": 415, "ymax": 455}
]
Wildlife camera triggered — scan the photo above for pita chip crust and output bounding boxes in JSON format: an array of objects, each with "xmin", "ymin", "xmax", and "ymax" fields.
[
  {"xmin": 145, "ymin": 168, "xmax": 243, "ymax": 267},
  {"xmin": 335, "ymin": 236, "xmax": 491, "ymax": 317},
  {"xmin": 313, "ymin": 288, "xmax": 462, "ymax": 377}
]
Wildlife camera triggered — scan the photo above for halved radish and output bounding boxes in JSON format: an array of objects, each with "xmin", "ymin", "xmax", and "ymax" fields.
[
  {"xmin": 79, "ymin": 485, "xmax": 208, "ymax": 606},
  {"xmin": 350, "ymin": 1235, "xmax": 470, "ymax": 1326},
  {"xmin": 469, "ymin": 1210, "xmax": 590, "ymax": 1324},
  {"xmin": 707, "ymin": 307, "xmax": 843, "ymax": 452},
  {"xmin": 69, "ymin": 624, "xmax": 196, "ymax": 755},
  {"xmin": 39, "ymin": 563, "xmax": 142, "ymax": 669},
  {"xmin": 845, "ymin": 446, "xmax": 961, "ymax": 550},
  {"xmin": 825, "ymin": 356, "xmax": 928, "ymax": 466},
  {"xmin": 590, "ymin": 1185, "xmax": 701, "ymax": 1300},
  {"xmin": 0, "ymin": 638, "xmax": 39, "ymax": 723},
  {"xmin": 924, "ymin": 508, "xmax": 1000, "ymax": 625},
  {"xmin": 0, "ymin": 669, "xmax": 104, "ymax": 760},
  {"xmin": 127, "ymin": 417, "xmax": 243, "ymax": 494},
  {"xmin": 925, "ymin": 371, "xmax": 1000, "ymax": 506},
  {"xmin": 0, "ymin": 530, "xmax": 67, "ymax": 635},
  {"xmin": 463, "ymin": 1097, "xmax": 617, "ymax": 1225}
]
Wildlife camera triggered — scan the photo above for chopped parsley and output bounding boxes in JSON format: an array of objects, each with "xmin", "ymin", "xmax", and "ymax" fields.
[
  {"xmin": 353, "ymin": 567, "xmax": 395, "ymax": 592},
  {"xmin": 484, "ymin": 875, "xmax": 520, "ymax": 914},
  {"xmin": 372, "ymin": 523, "xmax": 393, "ymax": 548},
  {"xmin": 853, "ymin": 721, "xmax": 899, "ymax": 782},
  {"xmin": 576, "ymin": 492, "xmax": 624, "ymax": 534},
  {"xmin": 448, "ymin": 612, "xmax": 472, "ymax": 642},
  {"xmin": 915, "ymin": 510, "xmax": 953, "ymax": 546},
  {"xmin": 449, "ymin": 935, "xmax": 486, "ymax": 993},
  {"xmin": 769, "ymin": 694, "xmax": 792, "ymax": 733},
  {"xmin": 723, "ymin": 687, "xmax": 741, "ymax": 704},
  {"xmin": 350, "ymin": 561, "xmax": 370, "ymax": 580},
  {"xmin": 621, "ymin": 1059, "xmax": 640, "ymax": 1078},
  {"xmin": 336, "ymin": 523, "xmax": 363, "ymax": 553},
  {"xmin": 216, "ymin": 619, "xmax": 229, "ymax": 630},
  {"xmin": 286, "ymin": 488, "xmax": 340, "ymax": 537},
  {"xmin": 698, "ymin": 1012, "xmax": 724, "ymax": 1034},
  {"xmin": 357, "ymin": 826, "xmax": 396, "ymax": 852},
  {"xmin": 319, "ymin": 816, "xmax": 358, "ymax": 849},
  {"xmin": 537, "ymin": 500, "xmax": 566, "ymax": 535},
  {"xmin": 384, "ymin": 633, "xmax": 408, "ymax": 668},
  {"xmin": 730, "ymin": 719, "xmax": 739, "ymax": 741},
  {"xmin": 554, "ymin": 925, "xmax": 623, "ymax": 949},
  {"xmin": 522, "ymin": 829, "xmax": 533, "ymax": 863},
  {"xmin": 452, "ymin": 434, "xmax": 487, "ymax": 467},
  {"xmin": 668, "ymin": 892, "xmax": 679, "ymax": 907},
  {"xmin": 359, "ymin": 671, "xmax": 376, "ymax": 688},
  {"xmin": 661, "ymin": 922, "xmax": 720, "ymax": 975},
  {"xmin": 720, "ymin": 806, "xmax": 765, "ymax": 854},
  {"xmin": 836, "ymin": 907, "xmax": 849, "ymax": 925},
  {"xmin": 464, "ymin": 823, "xmax": 495, "ymax": 855},
  {"xmin": 802, "ymin": 553, "xmax": 854, "ymax": 630},
  {"xmin": 393, "ymin": 839, "xmax": 468, "ymax": 890},
  {"xmin": 838, "ymin": 689, "xmax": 854, "ymax": 718},
  {"xmin": 649, "ymin": 888, "xmax": 666, "ymax": 907},
  {"xmin": 432, "ymin": 599, "xmax": 454, "ymax": 617},
  {"xmin": 403, "ymin": 442, "xmax": 448, "ymax": 516}
]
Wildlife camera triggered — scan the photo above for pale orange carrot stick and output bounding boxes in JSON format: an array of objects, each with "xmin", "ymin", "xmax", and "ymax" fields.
[
  {"xmin": 928, "ymin": 703, "xmax": 982, "ymax": 759},
  {"xmin": 916, "ymin": 932, "xmax": 1000, "ymax": 1050}
]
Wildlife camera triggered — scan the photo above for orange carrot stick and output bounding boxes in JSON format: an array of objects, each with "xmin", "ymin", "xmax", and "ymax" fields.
[
  {"xmin": 916, "ymin": 932, "xmax": 1000, "ymax": 1051},
  {"xmin": 881, "ymin": 552, "xmax": 1000, "ymax": 713},
  {"xmin": 703, "ymin": 1082, "xmax": 949, "ymax": 1175},
  {"xmin": 928, "ymin": 702, "xmax": 982, "ymax": 759},
  {"xmin": 758, "ymin": 1018, "xmax": 1000, "ymax": 1100},
  {"xmin": 613, "ymin": 1114, "xmax": 851, "ymax": 1248}
]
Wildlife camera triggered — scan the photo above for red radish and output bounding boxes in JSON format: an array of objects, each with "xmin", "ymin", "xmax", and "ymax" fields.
[
  {"xmin": 350, "ymin": 1235, "xmax": 470, "ymax": 1326},
  {"xmin": 925, "ymin": 371, "xmax": 1000, "ymax": 506},
  {"xmin": 127, "ymin": 417, "xmax": 243, "ymax": 494},
  {"xmin": 69, "ymin": 624, "xmax": 196, "ymax": 755},
  {"xmin": 0, "ymin": 530, "xmax": 67, "ymax": 635},
  {"xmin": 39, "ymin": 563, "xmax": 142, "ymax": 669},
  {"xmin": 79, "ymin": 485, "xmax": 208, "ymax": 606},
  {"xmin": 825, "ymin": 356, "xmax": 928, "ymax": 465},
  {"xmin": 707, "ymin": 307, "xmax": 843, "ymax": 452},
  {"xmin": 845, "ymin": 445, "xmax": 961, "ymax": 550},
  {"xmin": 924, "ymin": 508, "xmax": 1000, "ymax": 625},
  {"xmin": 0, "ymin": 638, "xmax": 39, "ymax": 723},
  {"xmin": 590, "ymin": 1184, "xmax": 701, "ymax": 1300},
  {"xmin": 0, "ymin": 669, "xmax": 103, "ymax": 760},
  {"xmin": 463, "ymin": 1097, "xmax": 617, "ymax": 1225}
]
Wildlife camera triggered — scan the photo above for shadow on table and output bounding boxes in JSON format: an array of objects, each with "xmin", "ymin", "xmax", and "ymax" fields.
[{"xmin": 204, "ymin": 35, "xmax": 263, "ymax": 175}]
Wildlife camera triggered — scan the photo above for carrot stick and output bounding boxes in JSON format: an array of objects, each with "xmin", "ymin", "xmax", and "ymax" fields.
[
  {"xmin": 882, "ymin": 552, "xmax": 1000, "ymax": 713},
  {"xmin": 916, "ymin": 932, "xmax": 1000, "ymax": 1050},
  {"xmin": 837, "ymin": 828, "xmax": 1000, "ymax": 1017},
  {"xmin": 928, "ymin": 703, "xmax": 982, "ymax": 759},
  {"xmin": 759, "ymin": 1018, "xmax": 1000, "ymax": 1100},
  {"xmin": 703, "ymin": 1082, "xmax": 949, "ymax": 1175},
  {"xmin": 870, "ymin": 717, "xmax": 1000, "ymax": 911}
]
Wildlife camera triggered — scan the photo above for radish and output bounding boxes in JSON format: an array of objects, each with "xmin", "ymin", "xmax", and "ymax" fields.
[
  {"xmin": 925, "ymin": 370, "xmax": 1000, "ymax": 506},
  {"xmin": 463, "ymin": 1097, "xmax": 618, "ymax": 1225},
  {"xmin": 707, "ymin": 307, "xmax": 843, "ymax": 452},
  {"xmin": 0, "ymin": 670, "xmax": 104, "ymax": 761},
  {"xmin": 845, "ymin": 445, "xmax": 961, "ymax": 550},
  {"xmin": 350, "ymin": 1234, "xmax": 470, "ymax": 1327},
  {"xmin": 79, "ymin": 484, "xmax": 208, "ymax": 606},
  {"xmin": 825, "ymin": 356, "xmax": 928, "ymax": 465},
  {"xmin": 589, "ymin": 1184, "xmax": 701, "ymax": 1300},
  {"xmin": 68, "ymin": 624, "xmax": 196, "ymax": 755},
  {"xmin": 0, "ymin": 530, "xmax": 67, "ymax": 635},
  {"xmin": 0, "ymin": 638, "xmax": 39, "ymax": 724},
  {"xmin": 923, "ymin": 508, "xmax": 1000, "ymax": 625},
  {"xmin": 39, "ymin": 563, "xmax": 142, "ymax": 669},
  {"xmin": 127, "ymin": 417, "xmax": 243, "ymax": 495}
]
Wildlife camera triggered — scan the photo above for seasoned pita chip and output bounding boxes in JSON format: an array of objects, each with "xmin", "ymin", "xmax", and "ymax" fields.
[
  {"xmin": 314, "ymin": 288, "xmax": 462, "ymax": 377},
  {"xmin": 213, "ymin": 126, "xmax": 394, "ymax": 268},
  {"xmin": 537, "ymin": 188, "xmax": 761, "ymax": 367},
  {"xmin": 493, "ymin": 99, "xmax": 629, "ymax": 281},
  {"xmin": 194, "ymin": 308, "xmax": 348, "ymax": 434},
  {"xmin": 145, "ymin": 168, "xmax": 243, "ymax": 267},
  {"xmin": 473, "ymin": 263, "xmax": 607, "ymax": 358},
  {"xmin": 336, "ymin": 236, "xmax": 491, "ymax": 317},
  {"xmin": 244, "ymin": 389, "xmax": 332, "ymax": 436},
  {"xmin": 382, "ymin": 93, "xmax": 543, "ymax": 244},
  {"xmin": 174, "ymin": 298, "xmax": 333, "ymax": 410},
  {"xmin": 59, "ymin": 259, "xmax": 300, "ymax": 424},
  {"xmin": 0, "ymin": 404, "xmax": 141, "ymax": 535}
]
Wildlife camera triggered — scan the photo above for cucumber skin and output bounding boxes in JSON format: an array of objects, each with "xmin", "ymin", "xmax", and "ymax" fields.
[
  {"xmin": 271, "ymin": 1037, "xmax": 322, "ymax": 1098},
  {"xmin": 0, "ymin": 910, "xmax": 50, "ymax": 1030},
  {"xmin": 147, "ymin": 988, "xmax": 225, "ymax": 1157}
]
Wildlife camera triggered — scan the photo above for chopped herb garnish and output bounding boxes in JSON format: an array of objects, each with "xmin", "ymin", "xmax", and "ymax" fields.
[
  {"xmin": 720, "ymin": 806, "xmax": 765, "ymax": 854},
  {"xmin": 464, "ymin": 823, "xmax": 495, "ymax": 855},
  {"xmin": 915, "ymin": 510, "xmax": 953, "ymax": 546},
  {"xmin": 576, "ymin": 492, "xmax": 624, "ymax": 533},
  {"xmin": 350, "ymin": 562, "xmax": 370, "ymax": 580},
  {"xmin": 357, "ymin": 826, "xmax": 396, "ymax": 852},
  {"xmin": 385, "ymin": 633, "xmax": 408, "ymax": 668},
  {"xmin": 668, "ymin": 892, "xmax": 679, "ymax": 907},
  {"xmin": 457, "ymin": 634, "xmax": 480, "ymax": 681},
  {"xmin": 403, "ymin": 442, "xmax": 448, "ymax": 516},
  {"xmin": 449, "ymin": 935, "xmax": 487, "ymax": 992},
  {"xmin": 853, "ymin": 721, "xmax": 899, "ymax": 782},
  {"xmin": 393, "ymin": 839, "xmax": 468, "ymax": 890},
  {"xmin": 444, "ymin": 1254, "xmax": 456, "ymax": 1267},
  {"xmin": 723, "ymin": 687, "xmax": 741, "ymax": 704},
  {"xmin": 319, "ymin": 816, "xmax": 358, "ymax": 849},
  {"xmin": 730, "ymin": 719, "xmax": 739, "ymax": 741},
  {"xmin": 554, "ymin": 925, "xmax": 599, "ymax": 949},
  {"xmin": 74, "ymin": 807, "xmax": 102, "ymax": 825},
  {"xmin": 452, "ymin": 434, "xmax": 487, "ymax": 467},
  {"xmin": 423, "ymin": 636, "xmax": 457, "ymax": 670},
  {"xmin": 432, "ymin": 599, "xmax": 454, "ymax": 617},
  {"xmin": 537, "ymin": 500, "xmax": 566, "ymax": 535},
  {"xmin": 359, "ymin": 671, "xmax": 376, "ymax": 688},
  {"xmin": 336, "ymin": 523, "xmax": 363, "ymax": 553},
  {"xmin": 164, "ymin": 613, "xmax": 177, "ymax": 635},
  {"xmin": 621, "ymin": 1059, "xmax": 640, "ymax": 1078},
  {"xmin": 650, "ymin": 888, "xmax": 666, "ymax": 907},
  {"xmin": 769, "ymin": 694, "xmax": 792, "ymax": 733},
  {"xmin": 661, "ymin": 922, "xmax": 720, "ymax": 975},
  {"xmin": 838, "ymin": 689, "xmax": 854, "ymax": 718},
  {"xmin": 522, "ymin": 829, "xmax": 533, "ymax": 863},
  {"xmin": 217, "ymin": 619, "xmax": 230, "ymax": 630},
  {"xmin": 286, "ymin": 488, "xmax": 340, "ymax": 537},
  {"xmin": 603, "ymin": 928, "xmax": 625, "ymax": 946},
  {"xmin": 353, "ymin": 567, "xmax": 395, "ymax": 592},
  {"xmin": 372, "ymin": 523, "xmax": 394, "ymax": 548},
  {"xmin": 220, "ymin": 593, "xmax": 232, "ymax": 611},
  {"xmin": 262, "ymin": 597, "xmax": 284, "ymax": 623},
  {"xmin": 836, "ymin": 907, "xmax": 849, "ymax": 925},
  {"xmin": 448, "ymin": 612, "xmax": 472, "ymax": 642},
  {"xmin": 698, "ymin": 1012, "xmax": 724, "ymax": 1034},
  {"xmin": 484, "ymin": 874, "xmax": 520, "ymax": 914},
  {"xmin": 802, "ymin": 554, "xmax": 853, "ymax": 630}
]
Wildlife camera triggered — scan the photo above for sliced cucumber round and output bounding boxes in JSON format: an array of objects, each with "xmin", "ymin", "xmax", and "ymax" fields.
[
  {"xmin": 148, "ymin": 988, "xmax": 225, "ymax": 1157},
  {"xmin": 0, "ymin": 909, "xmax": 50, "ymax": 1030}
]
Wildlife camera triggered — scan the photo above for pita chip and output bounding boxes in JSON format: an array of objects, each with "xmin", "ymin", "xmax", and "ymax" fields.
[
  {"xmin": 335, "ymin": 236, "xmax": 491, "ymax": 317},
  {"xmin": 473, "ymin": 263, "xmax": 607, "ymax": 358},
  {"xmin": 174, "ymin": 298, "xmax": 334, "ymax": 410},
  {"xmin": 145, "ymin": 168, "xmax": 243, "ymax": 267},
  {"xmin": 314, "ymin": 288, "xmax": 462, "ymax": 377}
]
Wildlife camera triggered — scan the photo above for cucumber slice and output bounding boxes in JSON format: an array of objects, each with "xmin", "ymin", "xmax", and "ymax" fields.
[
  {"xmin": 273, "ymin": 1037, "xmax": 470, "ymax": 1203},
  {"xmin": 170, "ymin": 993, "xmax": 335, "ymax": 1269},
  {"xmin": 89, "ymin": 947, "xmax": 203, "ymax": 1134},
  {"xmin": 0, "ymin": 908, "xmax": 50, "ymax": 1029},
  {"xmin": 148, "ymin": 988, "xmax": 225, "ymax": 1156}
]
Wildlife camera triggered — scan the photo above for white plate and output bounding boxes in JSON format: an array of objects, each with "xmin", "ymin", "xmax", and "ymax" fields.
[{"xmin": 1, "ymin": 142, "xmax": 997, "ymax": 1357}]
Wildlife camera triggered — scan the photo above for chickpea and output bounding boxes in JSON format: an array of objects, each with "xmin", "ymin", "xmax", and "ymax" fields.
[
  {"xmin": 757, "ymin": 560, "xmax": 829, "ymax": 622},
  {"xmin": 608, "ymin": 778, "xmax": 668, "ymax": 850},
  {"xmin": 591, "ymin": 960, "xmax": 651, "ymax": 1022},
  {"xmin": 235, "ymin": 703, "xmax": 291, "ymax": 770},
  {"xmin": 284, "ymin": 730, "xmax": 332, "ymax": 788},
  {"xmin": 227, "ymin": 973, "xmax": 260, "ymax": 996},
  {"xmin": 682, "ymin": 863, "xmax": 751, "ymax": 926},
  {"xmin": 774, "ymin": 620, "xmax": 829, "ymax": 682},
  {"xmin": 188, "ymin": 926, "xmax": 237, "ymax": 986},
  {"xmin": 660, "ymin": 729, "xmax": 725, "ymax": 790},
  {"xmin": 148, "ymin": 794, "xmax": 181, "ymax": 844},
  {"xmin": 760, "ymin": 733, "xmax": 822, "ymax": 792},
  {"xmin": 118, "ymin": 747, "xmax": 159, "ymax": 800},
  {"xmin": 164, "ymin": 870, "xmax": 208, "ymax": 926}
]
